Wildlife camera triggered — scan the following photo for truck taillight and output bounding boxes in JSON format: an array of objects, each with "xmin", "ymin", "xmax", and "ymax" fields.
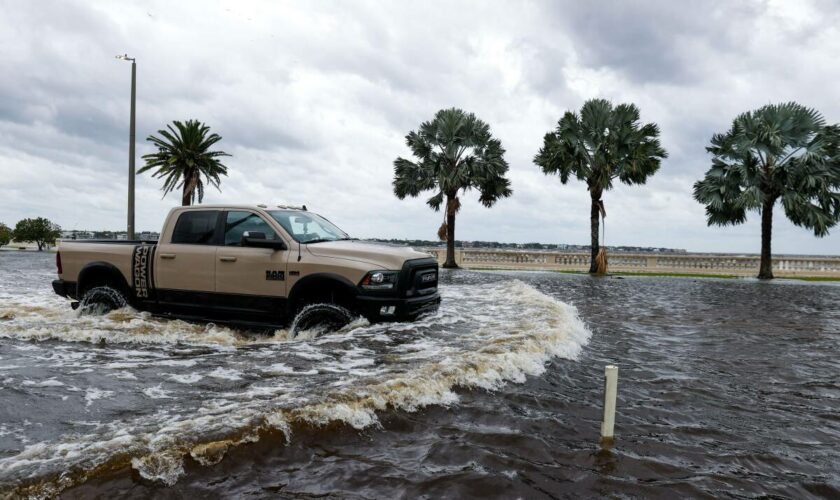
[{"xmin": 56, "ymin": 251, "xmax": 62, "ymax": 275}]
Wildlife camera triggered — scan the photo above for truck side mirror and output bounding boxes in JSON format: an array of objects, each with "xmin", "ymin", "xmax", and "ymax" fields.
[
  {"xmin": 243, "ymin": 231, "xmax": 266, "ymax": 240},
  {"xmin": 241, "ymin": 231, "xmax": 287, "ymax": 250}
]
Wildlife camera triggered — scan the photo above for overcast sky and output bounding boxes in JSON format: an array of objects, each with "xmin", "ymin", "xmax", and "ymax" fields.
[{"xmin": 1, "ymin": 0, "xmax": 839, "ymax": 254}]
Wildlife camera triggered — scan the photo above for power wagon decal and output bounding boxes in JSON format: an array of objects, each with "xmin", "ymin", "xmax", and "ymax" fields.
[{"xmin": 132, "ymin": 244, "xmax": 156, "ymax": 300}]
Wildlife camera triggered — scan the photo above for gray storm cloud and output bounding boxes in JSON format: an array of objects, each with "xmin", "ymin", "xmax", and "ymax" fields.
[{"xmin": 0, "ymin": 0, "xmax": 838, "ymax": 254}]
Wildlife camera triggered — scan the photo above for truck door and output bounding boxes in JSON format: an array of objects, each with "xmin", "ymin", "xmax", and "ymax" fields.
[
  {"xmin": 214, "ymin": 210, "xmax": 290, "ymax": 322},
  {"xmin": 154, "ymin": 209, "xmax": 221, "ymax": 309}
]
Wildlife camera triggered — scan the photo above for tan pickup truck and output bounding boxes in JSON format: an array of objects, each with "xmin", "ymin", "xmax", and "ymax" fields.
[{"xmin": 52, "ymin": 205, "xmax": 440, "ymax": 332}]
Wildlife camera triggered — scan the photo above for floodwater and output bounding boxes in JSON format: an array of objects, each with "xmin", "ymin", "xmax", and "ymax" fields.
[{"xmin": 0, "ymin": 251, "xmax": 838, "ymax": 499}]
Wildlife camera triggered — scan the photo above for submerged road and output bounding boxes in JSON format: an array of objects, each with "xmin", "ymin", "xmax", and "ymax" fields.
[{"xmin": 0, "ymin": 251, "xmax": 838, "ymax": 498}]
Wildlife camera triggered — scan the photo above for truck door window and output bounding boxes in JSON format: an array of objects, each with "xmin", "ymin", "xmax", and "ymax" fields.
[
  {"xmin": 171, "ymin": 211, "xmax": 221, "ymax": 244},
  {"xmin": 224, "ymin": 211, "xmax": 280, "ymax": 246}
]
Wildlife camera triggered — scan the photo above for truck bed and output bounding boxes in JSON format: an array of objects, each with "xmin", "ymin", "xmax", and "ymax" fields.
[{"xmin": 57, "ymin": 240, "xmax": 157, "ymax": 301}]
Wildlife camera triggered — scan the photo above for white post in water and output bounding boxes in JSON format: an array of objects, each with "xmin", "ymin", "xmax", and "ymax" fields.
[{"xmin": 601, "ymin": 365, "xmax": 618, "ymax": 444}]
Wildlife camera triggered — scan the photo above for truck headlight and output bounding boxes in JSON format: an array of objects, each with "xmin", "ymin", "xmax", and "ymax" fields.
[{"xmin": 360, "ymin": 271, "xmax": 398, "ymax": 290}]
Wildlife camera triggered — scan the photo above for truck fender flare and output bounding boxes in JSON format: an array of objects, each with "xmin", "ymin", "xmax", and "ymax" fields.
[
  {"xmin": 78, "ymin": 261, "xmax": 130, "ymax": 296},
  {"xmin": 287, "ymin": 273, "xmax": 358, "ymax": 309}
]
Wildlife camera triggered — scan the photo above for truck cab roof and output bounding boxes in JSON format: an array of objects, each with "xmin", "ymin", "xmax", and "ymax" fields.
[{"xmin": 173, "ymin": 204, "xmax": 306, "ymax": 211}]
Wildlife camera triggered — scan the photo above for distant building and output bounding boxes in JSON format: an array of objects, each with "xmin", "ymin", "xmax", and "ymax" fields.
[{"xmin": 59, "ymin": 230, "xmax": 94, "ymax": 240}]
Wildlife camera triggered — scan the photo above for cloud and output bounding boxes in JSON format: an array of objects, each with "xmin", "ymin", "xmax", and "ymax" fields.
[
  {"xmin": 549, "ymin": 0, "xmax": 762, "ymax": 83},
  {"xmin": 0, "ymin": 0, "xmax": 838, "ymax": 255}
]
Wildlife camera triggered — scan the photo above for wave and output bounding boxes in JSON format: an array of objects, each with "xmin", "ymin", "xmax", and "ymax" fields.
[{"xmin": 0, "ymin": 280, "xmax": 590, "ymax": 498}]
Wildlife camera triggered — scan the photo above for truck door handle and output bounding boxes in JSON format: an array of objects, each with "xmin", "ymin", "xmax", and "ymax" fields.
[
  {"xmin": 160, "ymin": 253, "xmax": 176, "ymax": 259},
  {"xmin": 219, "ymin": 256, "xmax": 237, "ymax": 262}
]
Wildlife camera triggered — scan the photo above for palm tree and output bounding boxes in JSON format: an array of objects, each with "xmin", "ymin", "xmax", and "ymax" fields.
[
  {"xmin": 139, "ymin": 120, "xmax": 231, "ymax": 206},
  {"xmin": 534, "ymin": 99, "xmax": 667, "ymax": 273},
  {"xmin": 393, "ymin": 108, "xmax": 512, "ymax": 268},
  {"xmin": 693, "ymin": 103, "xmax": 840, "ymax": 279}
]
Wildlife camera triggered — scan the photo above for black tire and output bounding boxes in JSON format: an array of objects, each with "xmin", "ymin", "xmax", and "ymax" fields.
[
  {"xmin": 290, "ymin": 303, "xmax": 354, "ymax": 337},
  {"xmin": 79, "ymin": 285, "xmax": 127, "ymax": 315}
]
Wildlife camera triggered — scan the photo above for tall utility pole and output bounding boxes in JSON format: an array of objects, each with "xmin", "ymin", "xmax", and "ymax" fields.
[{"xmin": 116, "ymin": 54, "xmax": 136, "ymax": 240}]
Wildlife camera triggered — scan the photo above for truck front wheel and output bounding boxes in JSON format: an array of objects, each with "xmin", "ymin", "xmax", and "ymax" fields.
[
  {"xmin": 289, "ymin": 303, "xmax": 353, "ymax": 337},
  {"xmin": 79, "ymin": 286, "xmax": 127, "ymax": 315}
]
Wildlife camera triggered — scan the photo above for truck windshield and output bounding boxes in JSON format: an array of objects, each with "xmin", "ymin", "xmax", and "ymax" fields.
[{"xmin": 268, "ymin": 210, "xmax": 350, "ymax": 243}]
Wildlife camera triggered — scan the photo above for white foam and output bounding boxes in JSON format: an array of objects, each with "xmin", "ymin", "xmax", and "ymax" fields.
[
  {"xmin": 167, "ymin": 373, "xmax": 203, "ymax": 384},
  {"xmin": 142, "ymin": 385, "xmax": 173, "ymax": 399},
  {"xmin": 84, "ymin": 388, "xmax": 114, "ymax": 407},
  {"xmin": 131, "ymin": 452, "xmax": 184, "ymax": 486},
  {"xmin": 262, "ymin": 363, "xmax": 318, "ymax": 376},
  {"xmin": 21, "ymin": 378, "xmax": 64, "ymax": 387},
  {"xmin": 207, "ymin": 367, "xmax": 243, "ymax": 381}
]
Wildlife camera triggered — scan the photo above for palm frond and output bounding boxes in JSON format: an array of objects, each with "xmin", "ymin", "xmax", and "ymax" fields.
[
  {"xmin": 695, "ymin": 102, "xmax": 840, "ymax": 233},
  {"xmin": 139, "ymin": 119, "xmax": 231, "ymax": 205},
  {"xmin": 393, "ymin": 108, "xmax": 512, "ymax": 207},
  {"xmin": 536, "ymin": 98, "xmax": 666, "ymax": 193}
]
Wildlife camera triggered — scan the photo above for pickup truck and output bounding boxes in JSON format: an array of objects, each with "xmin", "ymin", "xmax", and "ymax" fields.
[{"xmin": 52, "ymin": 205, "xmax": 440, "ymax": 332}]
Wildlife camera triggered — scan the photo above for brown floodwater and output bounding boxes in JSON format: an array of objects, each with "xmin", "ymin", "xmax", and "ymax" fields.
[{"xmin": 0, "ymin": 251, "xmax": 838, "ymax": 498}]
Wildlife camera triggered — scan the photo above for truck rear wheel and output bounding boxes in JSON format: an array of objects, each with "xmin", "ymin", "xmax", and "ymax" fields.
[
  {"xmin": 79, "ymin": 286, "xmax": 127, "ymax": 315},
  {"xmin": 290, "ymin": 303, "xmax": 353, "ymax": 337}
]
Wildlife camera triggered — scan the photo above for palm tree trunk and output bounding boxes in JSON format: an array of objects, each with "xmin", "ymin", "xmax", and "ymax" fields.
[
  {"xmin": 589, "ymin": 190, "xmax": 601, "ymax": 274},
  {"xmin": 182, "ymin": 171, "xmax": 197, "ymax": 206},
  {"xmin": 758, "ymin": 197, "xmax": 775, "ymax": 279},
  {"xmin": 443, "ymin": 194, "xmax": 458, "ymax": 269}
]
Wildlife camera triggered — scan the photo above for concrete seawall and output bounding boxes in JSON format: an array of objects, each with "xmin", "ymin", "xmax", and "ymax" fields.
[
  {"xmin": 423, "ymin": 248, "xmax": 840, "ymax": 278},
  {"xmin": 1, "ymin": 241, "xmax": 52, "ymax": 251}
]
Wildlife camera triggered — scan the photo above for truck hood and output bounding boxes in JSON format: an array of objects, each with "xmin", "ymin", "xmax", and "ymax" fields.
[{"xmin": 305, "ymin": 240, "xmax": 433, "ymax": 270}]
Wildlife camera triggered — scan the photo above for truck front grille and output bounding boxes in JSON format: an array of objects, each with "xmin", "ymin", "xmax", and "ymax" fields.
[{"xmin": 399, "ymin": 258, "xmax": 439, "ymax": 297}]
